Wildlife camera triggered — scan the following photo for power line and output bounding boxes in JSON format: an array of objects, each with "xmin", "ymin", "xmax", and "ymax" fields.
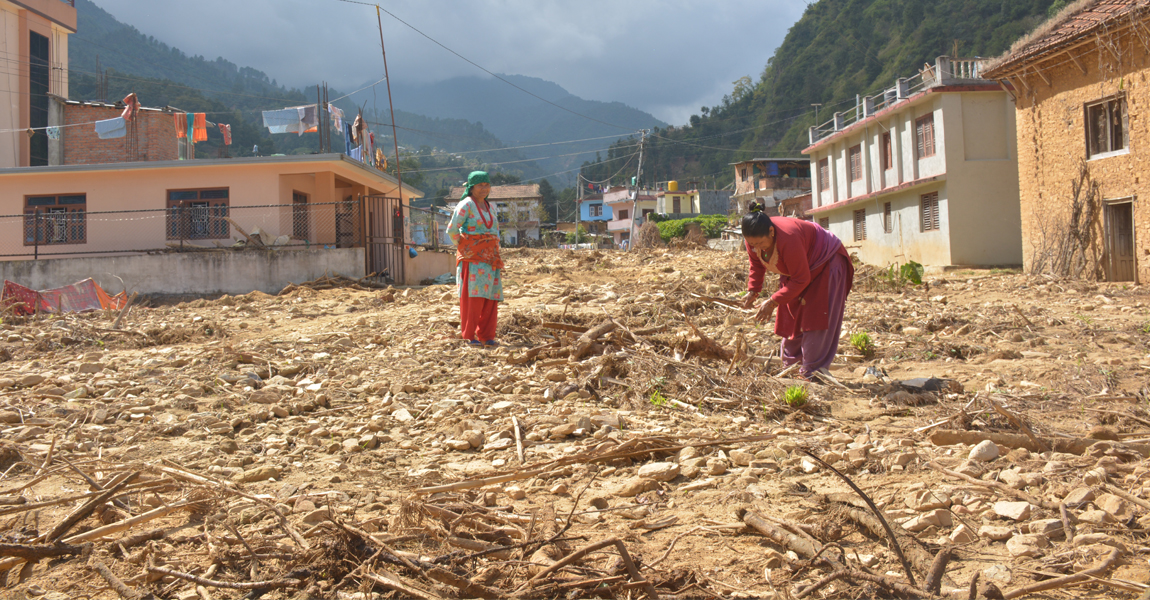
[{"xmin": 333, "ymin": 0, "xmax": 640, "ymax": 135}]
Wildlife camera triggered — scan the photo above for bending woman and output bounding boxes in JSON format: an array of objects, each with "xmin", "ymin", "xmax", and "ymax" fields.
[
  {"xmin": 447, "ymin": 171, "xmax": 503, "ymax": 346},
  {"xmin": 741, "ymin": 202, "xmax": 854, "ymax": 379}
]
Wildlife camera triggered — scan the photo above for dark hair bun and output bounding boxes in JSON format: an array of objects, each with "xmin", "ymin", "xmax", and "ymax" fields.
[{"xmin": 748, "ymin": 201, "xmax": 765, "ymax": 213}]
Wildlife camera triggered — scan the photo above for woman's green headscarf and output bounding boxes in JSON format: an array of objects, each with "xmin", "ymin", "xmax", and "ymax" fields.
[{"xmin": 462, "ymin": 171, "xmax": 491, "ymax": 201}]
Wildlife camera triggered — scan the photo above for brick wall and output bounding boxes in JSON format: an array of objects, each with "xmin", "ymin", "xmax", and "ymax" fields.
[
  {"xmin": 62, "ymin": 104, "xmax": 178, "ymax": 165},
  {"xmin": 1009, "ymin": 29, "xmax": 1149, "ymax": 283}
]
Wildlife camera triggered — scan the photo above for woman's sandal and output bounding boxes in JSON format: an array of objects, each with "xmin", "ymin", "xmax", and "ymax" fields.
[{"xmin": 483, "ymin": 340, "xmax": 499, "ymax": 347}]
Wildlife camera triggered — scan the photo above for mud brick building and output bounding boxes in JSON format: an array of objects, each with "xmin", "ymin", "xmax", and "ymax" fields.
[{"xmin": 984, "ymin": 0, "xmax": 1150, "ymax": 282}]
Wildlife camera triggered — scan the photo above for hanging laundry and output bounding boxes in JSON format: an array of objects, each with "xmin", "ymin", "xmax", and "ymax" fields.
[
  {"xmin": 344, "ymin": 123, "xmax": 353, "ymax": 155},
  {"xmin": 375, "ymin": 148, "xmax": 387, "ymax": 171},
  {"xmin": 329, "ymin": 105, "xmax": 344, "ymax": 131},
  {"xmin": 185, "ymin": 113, "xmax": 194, "ymax": 143},
  {"xmin": 46, "ymin": 126, "xmax": 60, "ymax": 140},
  {"xmin": 121, "ymin": 93, "xmax": 140, "ymax": 121},
  {"xmin": 263, "ymin": 107, "xmax": 304, "ymax": 134},
  {"xmin": 95, "ymin": 117, "xmax": 126, "ymax": 140},
  {"xmin": 192, "ymin": 113, "xmax": 208, "ymax": 142},
  {"xmin": 299, "ymin": 105, "xmax": 318, "ymax": 136},
  {"xmin": 253, "ymin": 144, "xmax": 259, "ymax": 156},
  {"xmin": 218, "ymin": 123, "xmax": 232, "ymax": 146},
  {"xmin": 174, "ymin": 113, "xmax": 188, "ymax": 138},
  {"xmin": 351, "ymin": 113, "xmax": 364, "ymax": 143},
  {"xmin": 349, "ymin": 146, "xmax": 362, "ymax": 161}
]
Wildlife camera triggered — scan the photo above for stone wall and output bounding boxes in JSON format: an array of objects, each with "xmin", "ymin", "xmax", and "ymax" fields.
[{"xmin": 1009, "ymin": 30, "xmax": 1149, "ymax": 282}]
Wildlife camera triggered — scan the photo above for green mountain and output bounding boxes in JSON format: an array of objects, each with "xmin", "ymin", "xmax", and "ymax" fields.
[{"xmin": 581, "ymin": 0, "xmax": 1062, "ymax": 189}]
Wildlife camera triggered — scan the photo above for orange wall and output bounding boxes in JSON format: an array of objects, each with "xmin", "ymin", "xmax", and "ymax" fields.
[{"xmin": 0, "ymin": 159, "xmax": 417, "ymax": 258}]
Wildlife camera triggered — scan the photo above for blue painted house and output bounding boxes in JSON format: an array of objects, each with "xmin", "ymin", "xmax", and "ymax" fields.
[{"xmin": 578, "ymin": 193, "xmax": 613, "ymax": 234}]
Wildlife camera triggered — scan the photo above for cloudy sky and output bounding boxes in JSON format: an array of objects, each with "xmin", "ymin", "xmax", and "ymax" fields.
[{"xmin": 92, "ymin": 0, "xmax": 806, "ymax": 126}]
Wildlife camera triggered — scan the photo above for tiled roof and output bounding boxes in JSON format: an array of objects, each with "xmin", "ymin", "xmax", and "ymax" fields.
[
  {"xmin": 448, "ymin": 184, "xmax": 541, "ymax": 200},
  {"xmin": 984, "ymin": 0, "xmax": 1150, "ymax": 75}
]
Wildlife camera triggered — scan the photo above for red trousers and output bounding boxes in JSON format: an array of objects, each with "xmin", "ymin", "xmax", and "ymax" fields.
[{"xmin": 460, "ymin": 262, "xmax": 498, "ymax": 342}]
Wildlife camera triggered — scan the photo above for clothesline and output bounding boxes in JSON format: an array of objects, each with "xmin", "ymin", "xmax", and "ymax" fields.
[{"xmin": 329, "ymin": 76, "xmax": 387, "ymax": 102}]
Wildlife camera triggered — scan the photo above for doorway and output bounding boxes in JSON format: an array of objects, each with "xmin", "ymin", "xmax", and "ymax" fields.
[{"xmin": 1104, "ymin": 201, "xmax": 1136, "ymax": 282}]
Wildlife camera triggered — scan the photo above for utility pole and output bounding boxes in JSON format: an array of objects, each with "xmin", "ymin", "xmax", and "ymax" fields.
[
  {"xmin": 812, "ymin": 103, "xmax": 822, "ymax": 124},
  {"xmin": 627, "ymin": 129, "xmax": 648, "ymax": 252},
  {"xmin": 576, "ymin": 174, "xmax": 582, "ymax": 247}
]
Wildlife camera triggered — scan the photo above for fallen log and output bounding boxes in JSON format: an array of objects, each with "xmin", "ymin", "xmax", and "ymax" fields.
[
  {"xmin": 569, "ymin": 320, "xmax": 618, "ymax": 362},
  {"xmin": 0, "ymin": 542, "xmax": 89, "ymax": 561},
  {"xmin": 928, "ymin": 429, "xmax": 1150, "ymax": 458}
]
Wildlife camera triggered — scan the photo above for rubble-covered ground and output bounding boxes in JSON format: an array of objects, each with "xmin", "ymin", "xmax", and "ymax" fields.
[{"xmin": 1, "ymin": 247, "xmax": 1149, "ymax": 600}]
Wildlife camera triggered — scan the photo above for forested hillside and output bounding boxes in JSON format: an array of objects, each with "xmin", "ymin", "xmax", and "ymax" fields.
[{"xmin": 580, "ymin": 0, "xmax": 1063, "ymax": 189}]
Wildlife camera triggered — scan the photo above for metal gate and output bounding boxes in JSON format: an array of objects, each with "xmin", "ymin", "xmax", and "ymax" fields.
[{"xmin": 362, "ymin": 195, "xmax": 405, "ymax": 284}]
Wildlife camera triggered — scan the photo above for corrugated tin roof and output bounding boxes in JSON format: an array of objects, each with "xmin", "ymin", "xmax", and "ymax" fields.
[{"xmin": 984, "ymin": 0, "xmax": 1150, "ymax": 75}]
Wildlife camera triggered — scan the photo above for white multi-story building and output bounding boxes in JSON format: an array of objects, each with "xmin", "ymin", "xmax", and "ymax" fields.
[{"xmin": 805, "ymin": 56, "xmax": 1022, "ymax": 268}]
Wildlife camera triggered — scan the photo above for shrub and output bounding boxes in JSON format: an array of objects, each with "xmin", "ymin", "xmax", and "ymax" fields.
[
  {"xmin": 565, "ymin": 226, "xmax": 588, "ymax": 244},
  {"xmin": 654, "ymin": 215, "xmax": 728, "ymax": 242}
]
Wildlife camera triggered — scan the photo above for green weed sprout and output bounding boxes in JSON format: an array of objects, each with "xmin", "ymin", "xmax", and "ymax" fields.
[
  {"xmin": 782, "ymin": 385, "xmax": 808, "ymax": 408},
  {"xmin": 850, "ymin": 332, "xmax": 875, "ymax": 357},
  {"xmin": 649, "ymin": 390, "xmax": 668, "ymax": 407}
]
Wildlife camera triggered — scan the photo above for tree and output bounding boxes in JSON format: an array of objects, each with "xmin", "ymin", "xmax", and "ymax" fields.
[
  {"xmin": 732, "ymin": 76, "xmax": 753, "ymax": 102},
  {"xmin": 565, "ymin": 225, "xmax": 588, "ymax": 244},
  {"xmin": 538, "ymin": 179, "xmax": 558, "ymax": 223},
  {"xmin": 490, "ymin": 172, "xmax": 522, "ymax": 185}
]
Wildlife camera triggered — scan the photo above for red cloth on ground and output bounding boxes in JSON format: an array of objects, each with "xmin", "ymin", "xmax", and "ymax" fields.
[
  {"xmin": 460, "ymin": 261, "xmax": 498, "ymax": 341},
  {"xmin": 746, "ymin": 217, "xmax": 854, "ymax": 338}
]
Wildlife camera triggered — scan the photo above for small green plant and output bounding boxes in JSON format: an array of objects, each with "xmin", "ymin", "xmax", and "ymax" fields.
[
  {"xmin": 850, "ymin": 332, "xmax": 875, "ymax": 357},
  {"xmin": 1138, "ymin": 321, "xmax": 1150, "ymax": 334},
  {"xmin": 649, "ymin": 390, "xmax": 668, "ymax": 407},
  {"xmin": 781, "ymin": 385, "xmax": 809, "ymax": 408}
]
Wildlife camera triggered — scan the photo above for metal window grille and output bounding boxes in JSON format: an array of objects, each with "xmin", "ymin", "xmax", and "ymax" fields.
[{"xmin": 883, "ymin": 202, "xmax": 892, "ymax": 233}]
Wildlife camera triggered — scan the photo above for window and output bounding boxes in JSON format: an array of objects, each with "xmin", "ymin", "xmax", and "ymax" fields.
[
  {"xmin": 642, "ymin": 209, "xmax": 654, "ymax": 218},
  {"xmin": 921, "ymin": 192, "xmax": 940, "ymax": 231},
  {"xmin": 915, "ymin": 114, "xmax": 936, "ymax": 158},
  {"xmin": 1086, "ymin": 96, "xmax": 1128, "ymax": 158},
  {"xmin": 292, "ymin": 192, "xmax": 310, "ymax": 239},
  {"xmin": 166, "ymin": 188, "xmax": 229, "ymax": 240},
  {"xmin": 849, "ymin": 145, "xmax": 863, "ymax": 181},
  {"xmin": 618, "ymin": 209, "xmax": 629, "ymax": 220},
  {"xmin": 881, "ymin": 132, "xmax": 893, "ymax": 171},
  {"xmin": 740, "ymin": 168, "xmax": 748, "ymax": 181},
  {"xmin": 589, "ymin": 204, "xmax": 603, "ymax": 217},
  {"xmin": 24, "ymin": 195, "xmax": 86, "ymax": 245},
  {"xmin": 29, "ymin": 32, "xmax": 49, "ymax": 167},
  {"xmin": 853, "ymin": 209, "xmax": 867, "ymax": 241},
  {"xmin": 883, "ymin": 202, "xmax": 893, "ymax": 233},
  {"xmin": 818, "ymin": 158, "xmax": 830, "ymax": 192},
  {"xmin": 819, "ymin": 217, "xmax": 830, "ymax": 229}
]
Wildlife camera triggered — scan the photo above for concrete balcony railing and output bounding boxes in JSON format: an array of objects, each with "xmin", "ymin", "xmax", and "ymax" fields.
[{"xmin": 808, "ymin": 56, "xmax": 990, "ymax": 146}]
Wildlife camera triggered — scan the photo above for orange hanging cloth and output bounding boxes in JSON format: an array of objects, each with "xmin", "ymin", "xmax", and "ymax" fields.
[
  {"xmin": 192, "ymin": 113, "xmax": 208, "ymax": 142},
  {"xmin": 174, "ymin": 113, "xmax": 187, "ymax": 138}
]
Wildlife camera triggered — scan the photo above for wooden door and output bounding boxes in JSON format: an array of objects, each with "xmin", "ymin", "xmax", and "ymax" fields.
[{"xmin": 1105, "ymin": 202, "xmax": 1135, "ymax": 282}]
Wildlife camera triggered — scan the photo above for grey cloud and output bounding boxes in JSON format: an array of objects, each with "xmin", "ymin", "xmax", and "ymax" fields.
[{"xmin": 91, "ymin": 0, "xmax": 803, "ymax": 125}]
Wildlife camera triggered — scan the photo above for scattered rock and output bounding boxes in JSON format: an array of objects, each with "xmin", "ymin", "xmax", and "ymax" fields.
[
  {"xmin": 993, "ymin": 501, "xmax": 1032, "ymax": 521},
  {"xmin": 969, "ymin": 440, "xmax": 999, "ymax": 462},
  {"xmin": 1005, "ymin": 533, "xmax": 1049, "ymax": 558},
  {"xmin": 614, "ymin": 477, "xmax": 659, "ymax": 497},
  {"xmin": 638, "ymin": 462, "xmax": 681, "ymax": 482}
]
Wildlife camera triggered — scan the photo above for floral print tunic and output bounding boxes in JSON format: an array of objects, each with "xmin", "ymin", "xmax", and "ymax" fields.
[{"xmin": 447, "ymin": 197, "xmax": 503, "ymax": 301}]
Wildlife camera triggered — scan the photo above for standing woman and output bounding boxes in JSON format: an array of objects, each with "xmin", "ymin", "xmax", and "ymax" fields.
[
  {"xmin": 447, "ymin": 171, "xmax": 503, "ymax": 346},
  {"xmin": 741, "ymin": 202, "xmax": 854, "ymax": 379}
]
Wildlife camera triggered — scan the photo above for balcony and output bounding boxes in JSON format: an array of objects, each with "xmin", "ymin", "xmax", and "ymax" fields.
[
  {"xmin": 808, "ymin": 56, "xmax": 990, "ymax": 146},
  {"xmin": 607, "ymin": 217, "xmax": 642, "ymax": 232}
]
